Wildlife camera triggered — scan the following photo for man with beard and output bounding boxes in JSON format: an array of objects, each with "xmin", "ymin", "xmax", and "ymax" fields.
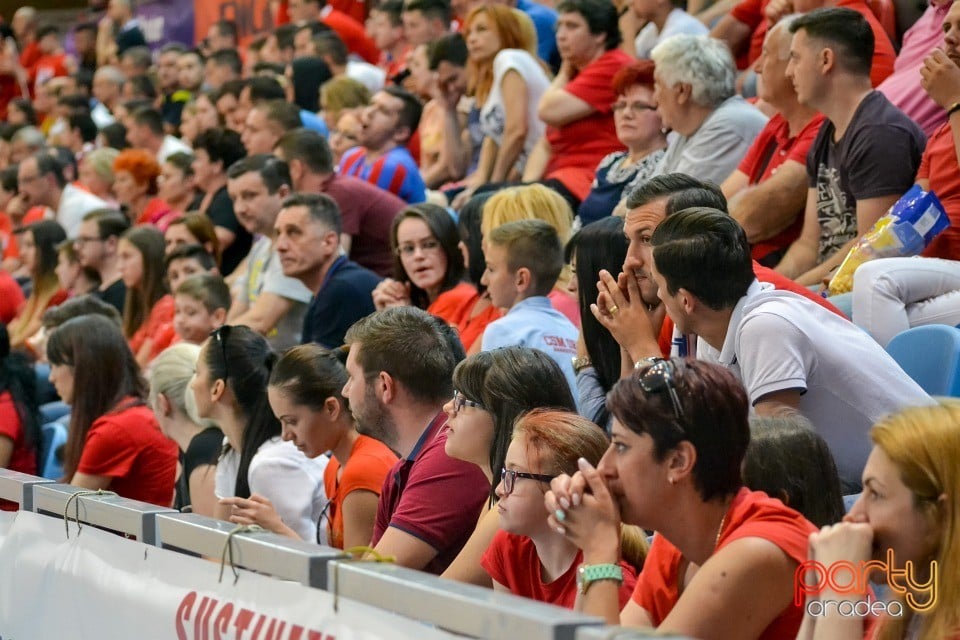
[
  {"xmin": 592, "ymin": 174, "xmax": 843, "ymax": 366},
  {"xmin": 341, "ymin": 307, "xmax": 488, "ymax": 574}
]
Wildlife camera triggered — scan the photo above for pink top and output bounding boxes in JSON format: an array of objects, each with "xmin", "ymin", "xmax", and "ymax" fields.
[{"xmin": 877, "ymin": 1, "xmax": 950, "ymax": 137}]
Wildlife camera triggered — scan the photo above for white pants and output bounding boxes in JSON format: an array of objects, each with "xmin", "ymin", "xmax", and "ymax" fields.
[{"xmin": 852, "ymin": 257, "xmax": 960, "ymax": 347}]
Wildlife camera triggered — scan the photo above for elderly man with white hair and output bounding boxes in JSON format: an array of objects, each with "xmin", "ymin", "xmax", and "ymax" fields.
[
  {"xmin": 91, "ymin": 65, "xmax": 124, "ymax": 128},
  {"xmin": 651, "ymin": 34, "xmax": 768, "ymax": 185}
]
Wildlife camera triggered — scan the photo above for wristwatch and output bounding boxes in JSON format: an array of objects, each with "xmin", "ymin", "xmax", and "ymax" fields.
[
  {"xmin": 949, "ymin": 101, "xmax": 960, "ymax": 118},
  {"xmin": 633, "ymin": 356, "xmax": 664, "ymax": 372},
  {"xmin": 572, "ymin": 355, "xmax": 593, "ymax": 374},
  {"xmin": 576, "ymin": 563, "xmax": 624, "ymax": 595}
]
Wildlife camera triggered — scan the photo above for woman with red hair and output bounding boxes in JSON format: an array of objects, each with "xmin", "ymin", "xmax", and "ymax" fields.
[
  {"xmin": 112, "ymin": 149, "xmax": 175, "ymax": 231},
  {"xmin": 576, "ymin": 61, "xmax": 667, "ymax": 226}
]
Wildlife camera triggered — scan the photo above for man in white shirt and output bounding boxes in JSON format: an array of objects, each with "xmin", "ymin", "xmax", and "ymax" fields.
[
  {"xmin": 630, "ymin": 0, "xmax": 708, "ymax": 59},
  {"xmin": 225, "ymin": 155, "xmax": 313, "ymax": 351},
  {"xmin": 17, "ymin": 152, "xmax": 108, "ymax": 237},
  {"xmin": 126, "ymin": 106, "xmax": 192, "ymax": 163},
  {"xmin": 646, "ymin": 207, "xmax": 933, "ymax": 489}
]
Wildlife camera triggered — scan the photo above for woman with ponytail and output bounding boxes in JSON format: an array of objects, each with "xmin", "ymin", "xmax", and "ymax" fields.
[
  {"xmin": 189, "ymin": 325, "xmax": 329, "ymax": 542},
  {"xmin": 0, "ymin": 323, "xmax": 42, "ymax": 501}
]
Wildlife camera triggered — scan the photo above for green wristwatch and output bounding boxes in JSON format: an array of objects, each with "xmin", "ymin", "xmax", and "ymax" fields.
[{"xmin": 576, "ymin": 563, "xmax": 624, "ymax": 595}]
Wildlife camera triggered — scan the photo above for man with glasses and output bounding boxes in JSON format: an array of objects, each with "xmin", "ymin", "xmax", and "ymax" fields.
[
  {"xmin": 275, "ymin": 129, "xmax": 404, "ymax": 276},
  {"xmin": 645, "ymin": 207, "xmax": 932, "ymax": 490},
  {"xmin": 74, "ymin": 210, "xmax": 131, "ymax": 312},
  {"xmin": 342, "ymin": 307, "xmax": 488, "ymax": 574},
  {"xmin": 17, "ymin": 152, "xmax": 107, "ymax": 237},
  {"xmin": 339, "ymin": 86, "xmax": 427, "ymax": 203}
]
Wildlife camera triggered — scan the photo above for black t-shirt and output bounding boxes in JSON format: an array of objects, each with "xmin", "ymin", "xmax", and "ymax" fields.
[
  {"xmin": 203, "ymin": 186, "xmax": 252, "ymax": 277},
  {"xmin": 97, "ymin": 278, "xmax": 127, "ymax": 313},
  {"xmin": 174, "ymin": 426, "xmax": 224, "ymax": 512}
]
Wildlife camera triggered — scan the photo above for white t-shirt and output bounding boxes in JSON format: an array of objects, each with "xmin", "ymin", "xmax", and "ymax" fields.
[
  {"xmin": 698, "ymin": 280, "xmax": 934, "ymax": 488},
  {"xmin": 215, "ymin": 437, "xmax": 330, "ymax": 543},
  {"xmin": 235, "ymin": 235, "xmax": 313, "ymax": 351},
  {"xmin": 345, "ymin": 61, "xmax": 387, "ymax": 93},
  {"xmin": 479, "ymin": 49, "xmax": 551, "ymax": 172},
  {"xmin": 56, "ymin": 183, "xmax": 109, "ymax": 238},
  {"xmin": 157, "ymin": 135, "xmax": 193, "ymax": 164},
  {"xmin": 635, "ymin": 9, "xmax": 708, "ymax": 59}
]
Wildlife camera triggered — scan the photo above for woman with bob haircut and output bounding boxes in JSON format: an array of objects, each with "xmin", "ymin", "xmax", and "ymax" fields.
[
  {"xmin": 547, "ymin": 358, "xmax": 816, "ymax": 638},
  {"xmin": 482, "ymin": 184, "xmax": 579, "ymax": 325},
  {"xmin": 190, "ymin": 325, "xmax": 329, "ymax": 542},
  {"xmin": 441, "ymin": 346, "xmax": 578, "ymax": 584},
  {"xmin": 223, "ymin": 345, "xmax": 397, "ymax": 548},
  {"xmin": 372, "ymin": 203, "xmax": 475, "ymax": 326},
  {"xmin": 148, "ymin": 343, "xmax": 223, "ymax": 516},
  {"xmin": 797, "ymin": 400, "xmax": 960, "ymax": 640},
  {"xmin": 46, "ymin": 314, "xmax": 178, "ymax": 506},
  {"xmin": 482, "ymin": 409, "xmax": 644, "ymax": 607},
  {"xmin": 118, "ymin": 226, "xmax": 176, "ymax": 367},
  {"xmin": 7, "ymin": 220, "xmax": 69, "ymax": 349},
  {"xmin": 112, "ymin": 148, "xmax": 175, "ymax": 230}
]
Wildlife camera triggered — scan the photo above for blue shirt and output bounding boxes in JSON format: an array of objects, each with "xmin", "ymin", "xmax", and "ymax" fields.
[
  {"xmin": 301, "ymin": 256, "xmax": 382, "ymax": 348},
  {"xmin": 300, "ymin": 110, "xmax": 329, "ymax": 137},
  {"xmin": 516, "ymin": 0, "xmax": 560, "ymax": 69},
  {"xmin": 480, "ymin": 296, "xmax": 579, "ymax": 403}
]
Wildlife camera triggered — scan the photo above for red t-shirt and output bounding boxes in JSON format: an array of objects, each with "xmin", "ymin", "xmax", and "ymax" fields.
[
  {"xmin": 737, "ymin": 112, "xmax": 826, "ymax": 262},
  {"xmin": 324, "ymin": 434, "xmax": 399, "ymax": 549},
  {"xmin": 76, "ymin": 401, "xmax": 178, "ymax": 507},
  {"xmin": 0, "ymin": 269, "xmax": 25, "ymax": 324},
  {"xmin": 322, "ymin": 7, "xmax": 380, "ymax": 64},
  {"xmin": 657, "ymin": 263, "xmax": 845, "ymax": 355},
  {"xmin": 427, "ymin": 282, "xmax": 479, "ymax": 327},
  {"xmin": 481, "ymin": 530, "xmax": 638, "ymax": 609},
  {"xmin": 729, "ymin": 0, "xmax": 894, "ymax": 87},
  {"xmin": 632, "ymin": 488, "xmax": 815, "ymax": 639},
  {"xmin": 129, "ymin": 295, "xmax": 177, "ymax": 363},
  {"xmin": 0, "ymin": 391, "xmax": 38, "ymax": 477},
  {"xmin": 371, "ymin": 412, "xmax": 490, "ymax": 575},
  {"xmin": 31, "ymin": 52, "xmax": 68, "ymax": 95},
  {"xmin": 329, "ymin": 0, "xmax": 368, "ymax": 25},
  {"xmin": 456, "ymin": 292, "xmax": 502, "ymax": 352},
  {"xmin": 545, "ymin": 49, "xmax": 631, "ymax": 202},
  {"xmin": 918, "ymin": 120, "xmax": 960, "ymax": 260}
]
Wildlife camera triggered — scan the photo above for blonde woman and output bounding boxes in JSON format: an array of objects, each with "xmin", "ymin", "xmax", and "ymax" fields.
[
  {"xmin": 481, "ymin": 184, "xmax": 578, "ymax": 325},
  {"xmin": 797, "ymin": 401, "xmax": 960, "ymax": 640}
]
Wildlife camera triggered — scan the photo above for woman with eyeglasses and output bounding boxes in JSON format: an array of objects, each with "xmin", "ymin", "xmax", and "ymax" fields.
[
  {"xmin": 575, "ymin": 61, "xmax": 666, "ymax": 227},
  {"xmin": 440, "ymin": 346, "xmax": 578, "ymax": 585},
  {"xmin": 47, "ymin": 314, "xmax": 178, "ymax": 506},
  {"xmin": 218, "ymin": 345, "xmax": 397, "ymax": 549},
  {"xmin": 482, "ymin": 409, "xmax": 642, "ymax": 607},
  {"xmin": 372, "ymin": 203, "xmax": 476, "ymax": 328},
  {"xmin": 190, "ymin": 325, "xmax": 330, "ymax": 542},
  {"xmin": 546, "ymin": 358, "xmax": 816, "ymax": 638}
]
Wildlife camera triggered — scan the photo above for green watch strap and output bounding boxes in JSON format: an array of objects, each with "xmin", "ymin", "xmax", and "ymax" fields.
[{"xmin": 578, "ymin": 563, "xmax": 624, "ymax": 595}]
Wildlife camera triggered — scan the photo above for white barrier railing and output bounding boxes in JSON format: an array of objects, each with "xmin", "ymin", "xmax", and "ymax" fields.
[{"xmin": 0, "ymin": 469, "xmax": 693, "ymax": 640}]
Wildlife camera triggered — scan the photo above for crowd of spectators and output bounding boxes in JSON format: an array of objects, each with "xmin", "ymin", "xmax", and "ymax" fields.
[{"xmin": 1, "ymin": 0, "xmax": 959, "ymax": 636}]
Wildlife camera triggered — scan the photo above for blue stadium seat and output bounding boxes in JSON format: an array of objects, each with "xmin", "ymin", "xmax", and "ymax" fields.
[
  {"xmin": 886, "ymin": 325, "xmax": 960, "ymax": 396},
  {"xmin": 39, "ymin": 421, "xmax": 68, "ymax": 480}
]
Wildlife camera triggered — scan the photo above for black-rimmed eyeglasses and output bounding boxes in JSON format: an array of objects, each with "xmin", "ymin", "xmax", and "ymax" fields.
[
  {"xmin": 500, "ymin": 468, "xmax": 556, "ymax": 496},
  {"xmin": 452, "ymin": 389, "xmax": 483, "ymax": 415},
  {"xmin": 636, "ymin": 359, "xmax": 685, "ymax": 422}
]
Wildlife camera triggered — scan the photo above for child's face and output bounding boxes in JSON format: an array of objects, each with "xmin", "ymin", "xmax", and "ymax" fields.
[
  {"xmin": 167, "ymin": 257, "xmax": 210, "ymax": 293},
  {"xmin": 174, "ymin": 294, "xmax": 221, "ymax": 345},
  {"xmin": 481, "ymin": 241, "xmax": 519, "ymax": 310}
]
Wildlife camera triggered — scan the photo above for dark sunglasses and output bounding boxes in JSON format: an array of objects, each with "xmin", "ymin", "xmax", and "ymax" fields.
[
  {"xmin": 500, "ymin": 467, "xmax": 556, "ymax": 496},
  {"xmin": 636, "ymin": 359, "xmax": 685, "ymax": 423}
]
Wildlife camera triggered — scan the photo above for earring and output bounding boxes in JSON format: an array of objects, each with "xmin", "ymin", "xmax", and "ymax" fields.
[{"xmin": 668, "ymin": 477, "xmax": 676, "ymax": 485}]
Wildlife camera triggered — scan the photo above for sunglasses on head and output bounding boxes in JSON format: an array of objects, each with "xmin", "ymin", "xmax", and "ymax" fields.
[{"xmin": 635, "ymin": 358, "xmax": 685, "ymax": 424}]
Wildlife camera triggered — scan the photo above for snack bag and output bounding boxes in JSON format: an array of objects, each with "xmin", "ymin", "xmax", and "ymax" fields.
[{"xmin": 827, "ymin": 186, "xmax": 950, "ymax": 295}]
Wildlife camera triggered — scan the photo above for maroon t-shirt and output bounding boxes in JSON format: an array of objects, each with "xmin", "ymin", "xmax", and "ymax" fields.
[
  {"xmin": 325, "ymin": 174, "xmax": 405, "ymax": 277},
  {"xmin": 371, "ymin": 412, "xmax": 489, "ymax": 575}
]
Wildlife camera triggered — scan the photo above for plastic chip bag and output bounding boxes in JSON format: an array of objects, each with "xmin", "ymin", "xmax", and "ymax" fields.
[{"xmin": 827, "ymin": 186, "xmax": 951, "ymax": 295}]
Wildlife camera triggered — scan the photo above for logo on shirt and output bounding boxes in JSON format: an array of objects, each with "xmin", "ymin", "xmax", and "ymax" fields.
[{"xmin": 794, "ymin": 549, "xmax": 938, "ymax": 618}]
